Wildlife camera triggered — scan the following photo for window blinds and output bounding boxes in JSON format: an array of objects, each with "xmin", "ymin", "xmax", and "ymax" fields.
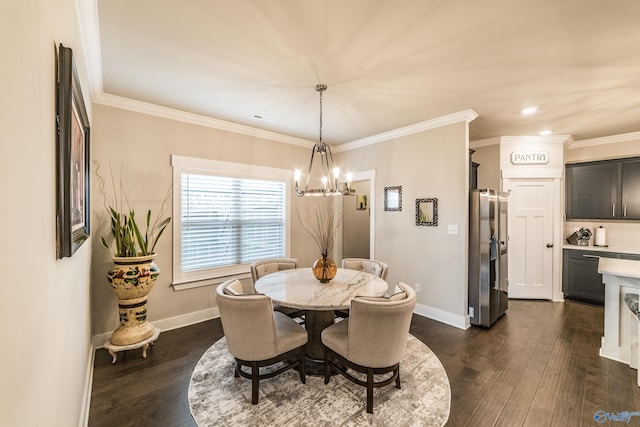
[{"xmin": 180, "ymin": 173, "xmax": 286, "ymax": 273}]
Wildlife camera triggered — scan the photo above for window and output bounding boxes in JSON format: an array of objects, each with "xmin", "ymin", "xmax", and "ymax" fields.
[{"xmin": 171, "ymin": 155, "xmax": 291, "ymax": 289}]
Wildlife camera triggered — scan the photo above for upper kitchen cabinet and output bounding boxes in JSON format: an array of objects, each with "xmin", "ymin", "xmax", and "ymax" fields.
[
  {"xmin": 621, "ymin": 160, "xmax": 640, "ymax": 219},
  {"xmin": 566, "ymin": 157, "xmax": 640, "ymax": 220}
]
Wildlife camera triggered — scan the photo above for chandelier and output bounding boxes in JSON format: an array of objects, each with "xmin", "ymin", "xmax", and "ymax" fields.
[{"xmin": 294, "ymin": 84, "xmax": 354, "ymax": 197}]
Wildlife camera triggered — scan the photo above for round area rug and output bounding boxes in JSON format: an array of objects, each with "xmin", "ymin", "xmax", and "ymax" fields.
[{"xmin": 188, "ymin": 334, "xmax": 450, "ymax": 426}]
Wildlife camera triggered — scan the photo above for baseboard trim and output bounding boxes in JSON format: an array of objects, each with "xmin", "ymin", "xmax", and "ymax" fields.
[
  {"xmin": 91, "ymin": 303, "xmax": 467, "ymax": 350},
  {"xmin": 92, "ymin": 307, "xmax": 221, "ymax": 349},
  {"xmin": 78, "ymin": 343, "xmax": 95, "ymax": 427},
  {"xmin": 414, "ymin": 303, "xmax": 469, "ymax": 330}
]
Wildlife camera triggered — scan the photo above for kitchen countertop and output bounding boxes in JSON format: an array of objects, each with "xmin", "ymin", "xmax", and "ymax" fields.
[
  {"xmin": 563, "ymin": 244, "xmax": 640, "ymax": 256},
  {"xmin": 598, "ymin": 257, "xmax": 640, "ymax": 279}
]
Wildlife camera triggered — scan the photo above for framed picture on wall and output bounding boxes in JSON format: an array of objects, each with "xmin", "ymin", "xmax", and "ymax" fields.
[
  {"xmin": 56, "ymin": 44, "xmax": 90, "ymax": 258},
  {"xmin": 416, "ymin": 198, "xmax": 438, "ymax": 226},
  {"xmin": 356, "ymin": 194, "xmax": 367, "ymax": 210},
  {"xmin": 384, "ymin": 186, "xmax": 402, "ymax": 211}
]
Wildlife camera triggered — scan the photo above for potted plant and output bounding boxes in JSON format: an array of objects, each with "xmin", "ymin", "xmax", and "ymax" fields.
[{"xmin": 97, "ymin": 164, "xmax": 171, "ymax": 346}]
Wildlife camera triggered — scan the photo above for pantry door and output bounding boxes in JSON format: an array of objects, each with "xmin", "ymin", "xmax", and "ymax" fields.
[{"xmin": 503, "ymin": 179, "xmax": 554, "ymax": 299}]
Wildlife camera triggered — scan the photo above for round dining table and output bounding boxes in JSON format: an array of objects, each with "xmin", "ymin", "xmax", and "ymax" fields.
[{"xmin": 254, "ymin": 267, "xmax": 388, "ymax": 361}]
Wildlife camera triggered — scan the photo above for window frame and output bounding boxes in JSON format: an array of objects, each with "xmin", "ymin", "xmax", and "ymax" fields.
[{"xmin": 171, "ymin": 155, "xmax": 292, "ymax": 290}]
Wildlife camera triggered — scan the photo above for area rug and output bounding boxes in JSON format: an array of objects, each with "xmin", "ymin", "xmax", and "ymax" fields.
[{"xmin": 188, "ymin": 334, "xmax": 450, "ymax": 426}]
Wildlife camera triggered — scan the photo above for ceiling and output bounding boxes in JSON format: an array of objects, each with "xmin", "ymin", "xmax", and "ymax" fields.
[{"xmin": 95, "ymin": 0, "xmax": 640, "ymax": 145}]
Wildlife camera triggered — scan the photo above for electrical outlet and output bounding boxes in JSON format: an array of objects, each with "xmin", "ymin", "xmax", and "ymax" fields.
[
  {"xmin": 415, "ymin": 283, "xmax": 421, "ymax": 293},
  {"xmin": 469, "ymin": 307, "xmax": 474, "ymax": 318}
]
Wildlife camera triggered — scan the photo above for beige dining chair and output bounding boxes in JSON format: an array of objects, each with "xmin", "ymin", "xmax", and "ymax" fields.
[
  {"xmin": 250, "ymin": 258, "xmax": 305, "ymax": 320},
  {"xmin": 216, "ymin": 279, "xmax": 308, "ymax": 404},
  {"xmin": 341, "ymin": 258, "xmax": 389, "ymax": 280},
  {"xmin": 321, "ymin": 282, "xmax": 416, "ymax": 413},
  {"xmin": 336, "ymin": 258, "xmax": 390, "ymax": 318}
]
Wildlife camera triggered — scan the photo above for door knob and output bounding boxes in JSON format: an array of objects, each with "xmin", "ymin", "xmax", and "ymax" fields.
[{"xmin": 546, "ymin": 243, "xmax": 554, "ymax": 248}]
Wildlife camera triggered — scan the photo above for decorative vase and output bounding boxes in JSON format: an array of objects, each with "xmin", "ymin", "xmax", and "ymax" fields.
[
  {"xmin": 312, "ymin": 254, "xmax": 337, "ymax": 283},
  {"xmin": 107, "ymin": 253, "xmax": 159, "ymax": 345}
]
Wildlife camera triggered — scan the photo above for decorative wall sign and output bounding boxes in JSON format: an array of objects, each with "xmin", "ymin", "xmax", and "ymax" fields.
[
  {"xmin": 416, "ymin": 198, "xmax": 438, "ymax": 226},
  {"xmin": 510, "ymin": 151, "xmax": 549, "ymax": 165},
  {"xmin": 384, "ymin": 186, "xmax": 402, "ymax": 211},
  {"xmin": 56, "ymin": 44, "xmax": 90, "ymax": 258}
]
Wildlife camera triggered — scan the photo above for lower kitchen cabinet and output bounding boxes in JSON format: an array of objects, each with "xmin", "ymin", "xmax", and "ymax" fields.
[{"xmin": 562, "ymin": 249, "xmax": 640, "ymax": 306}]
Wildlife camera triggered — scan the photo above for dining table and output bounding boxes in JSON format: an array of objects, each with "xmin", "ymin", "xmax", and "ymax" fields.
[{"xmin": 254, "ymin": 267, "xmax": 388, "ymax": 362}]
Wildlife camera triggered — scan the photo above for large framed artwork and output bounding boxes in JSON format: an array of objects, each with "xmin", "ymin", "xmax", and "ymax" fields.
[{"xmin": 56, "ymin": 44, "xmax": 90, "ymax": 258}]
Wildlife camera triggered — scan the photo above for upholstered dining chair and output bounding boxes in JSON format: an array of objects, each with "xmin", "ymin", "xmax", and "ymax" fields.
[
  {"xmin": 336, "ymin": 258, "xmax": 390, "ymax": 318},
  {"xmin": 341, "ymin": 258, "xmax": 389, "ymax": 280},
  {"xmin": 321, "ymin": 282, "xmax": 416, "ymax": 413},
  {"xmin": 215, "ymin": 279, "xmax": 308, "ymax": 404},
  {"xmin": 250, "ymin": 258, "xmax": 305, "ymax": 320}
]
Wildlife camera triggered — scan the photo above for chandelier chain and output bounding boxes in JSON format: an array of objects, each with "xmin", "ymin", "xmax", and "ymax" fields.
[{"xmin": 315, "ymin": 83, "xmax": 327, "ymax": 147}]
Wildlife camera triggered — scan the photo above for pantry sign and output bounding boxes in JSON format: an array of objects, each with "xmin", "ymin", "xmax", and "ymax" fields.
[{"xmin": 510, "ymin": 151, "xmax": 549, "ymax": 165}]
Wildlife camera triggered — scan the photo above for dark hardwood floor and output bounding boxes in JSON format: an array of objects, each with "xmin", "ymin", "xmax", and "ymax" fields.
[{"xmin": 89, "ymin": 300, "xmax": 640, "ymax": 426}]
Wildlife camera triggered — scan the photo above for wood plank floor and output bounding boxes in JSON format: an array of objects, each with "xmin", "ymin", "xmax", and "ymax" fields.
[{"xmin": 89, "ymin": 300, "xmax": 640, "ymax": 426}]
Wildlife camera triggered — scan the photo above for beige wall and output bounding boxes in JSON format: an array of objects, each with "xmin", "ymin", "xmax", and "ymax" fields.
[
  {"xmin": 0, "ymin": 1, "xmax": 93, "ymax": 425},
  {"xmin": 337, "ymin": 122, "xmax": 470, "ymax": 321},
  {"xmin": 91, "ymin": 104, "xmax": 330, "ymax": 336},
  {"xmin": 565, "ymin": 137, "xmax": 640, "ymax": 163},
  {"xmin": 92, "ymin": 107, "xmax": 471, "ymax": 334},
  {"xmin": 472, "ymin": 144, "xmax": 501, "ymax": 190},
  {"xmin": 342, "ymin": 180, "xmax": 371, "ymax": 259}
]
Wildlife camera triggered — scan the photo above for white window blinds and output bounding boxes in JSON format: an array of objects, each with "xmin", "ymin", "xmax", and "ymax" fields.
[
  {"xmin": 171, "ymin": 155, "xmax": 291, "ymax": 288},
  {"xmin": 180, "ymin": 173, "xmax": 286, "ymax": 272}
]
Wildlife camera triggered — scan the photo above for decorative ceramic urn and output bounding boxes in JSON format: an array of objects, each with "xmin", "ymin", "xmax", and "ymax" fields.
[{"xmin": 107, "ymin": 254, "xmax": 159, "ymax": 345}]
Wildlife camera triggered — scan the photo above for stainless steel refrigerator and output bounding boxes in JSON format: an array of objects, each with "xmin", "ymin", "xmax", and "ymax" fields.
[{"xmin": 468, "ymin": 189, "xmax": 508, "ymax": 327}]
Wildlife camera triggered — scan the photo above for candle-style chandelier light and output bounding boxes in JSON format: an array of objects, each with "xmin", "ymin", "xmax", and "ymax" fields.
[{"xmin": 294, "ymin": 84, "xmax": 354, "ymax": 197}]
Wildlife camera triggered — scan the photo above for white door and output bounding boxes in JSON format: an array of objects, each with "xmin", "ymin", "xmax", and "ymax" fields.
[{"xmin": 503, "ymin": 179, "xmax": 554, "ymax": 299}]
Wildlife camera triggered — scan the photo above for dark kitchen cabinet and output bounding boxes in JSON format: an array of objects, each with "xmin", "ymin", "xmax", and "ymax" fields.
[
  {"xmin": 469, "ymin": 149, "xmax": 478, "ymax": 190},
  {"xmin": 565, "ymin": 157, "xmax": 640, "ymax": 220},
  {"xmin": 621, "ymin": 160, "xmax": 640, "ymax": 219},
  {"xmin": 563, "ymin": 249, "xmax": 640, "ymax": 305}
]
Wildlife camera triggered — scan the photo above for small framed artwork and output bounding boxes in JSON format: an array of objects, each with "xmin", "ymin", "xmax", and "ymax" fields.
[
  {"xmin": 356, "ymin": 194, "xmax": 368, "ymax": 210},
  {"xmin": 416, "ymin": 198, "xmax": 438, "ymax": 226},
  {"xmin": 384, "ymin": 186, "xmax": 402, "ymax": 211},
  {"xmin": 56, "ymin": 44, "xmax": 90, "ymax": 258}
]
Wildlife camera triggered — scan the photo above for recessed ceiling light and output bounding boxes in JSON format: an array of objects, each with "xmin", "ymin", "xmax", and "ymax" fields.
[
  {"xmin": 538, "ymin": 129, "xmax": 552, "ymax": 136},
  {"xmin": 521, "ymin": 106, "xmax": 538, "ymax": 115},
  {"xmin": 251, "ymin": 114, "xmax": 274, "ymax": 122}
]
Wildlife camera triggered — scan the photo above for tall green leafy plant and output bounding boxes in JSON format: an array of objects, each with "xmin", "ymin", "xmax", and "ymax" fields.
[{"xmin": 96, "ymin": 162, "xmax": 171, "ymax": 257}]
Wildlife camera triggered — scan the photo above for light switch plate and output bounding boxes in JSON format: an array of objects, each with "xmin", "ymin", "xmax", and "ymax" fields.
[{"xmin": 448, "ymin": 225, "xmax": 458, "ymax": 235}]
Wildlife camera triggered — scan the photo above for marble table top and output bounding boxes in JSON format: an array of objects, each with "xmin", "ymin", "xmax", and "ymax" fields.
[{"xmin": 254, "ymin": 268, "xmax": 388, "ymax": 310}]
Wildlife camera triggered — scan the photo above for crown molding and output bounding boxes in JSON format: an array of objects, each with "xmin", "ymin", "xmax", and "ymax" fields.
[
  {"xmin": 94, "ymin": 92, "xmax": 316, "ymax": 149},
  {"xmin": 77, "ymin": 0, "xmax": 103, "ymax": 100},
  {"xmin": 567, "ymin": 131, "xmax": 640, "ymax": 149},
  {"xmin": 470, "ymin": 137, "xmax": 501, "ymax": 148},
  {"xmin": 333, "ymin": 109, "xmax": 479, "ymax": 153},
  {"xmin": 499, "ymin": 135, "xmax": 572, "ymax": 145}
]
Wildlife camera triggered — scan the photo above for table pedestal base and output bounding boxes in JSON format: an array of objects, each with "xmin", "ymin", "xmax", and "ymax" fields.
[{"xmin": 304, "ymin": 310, "xmax": 336, "ymax": 360}]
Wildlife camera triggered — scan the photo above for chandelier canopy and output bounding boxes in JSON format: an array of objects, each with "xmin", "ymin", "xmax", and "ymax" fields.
[{"xmin": 294, "ymin": 84, "xmax": 354, "ymax": 197}]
